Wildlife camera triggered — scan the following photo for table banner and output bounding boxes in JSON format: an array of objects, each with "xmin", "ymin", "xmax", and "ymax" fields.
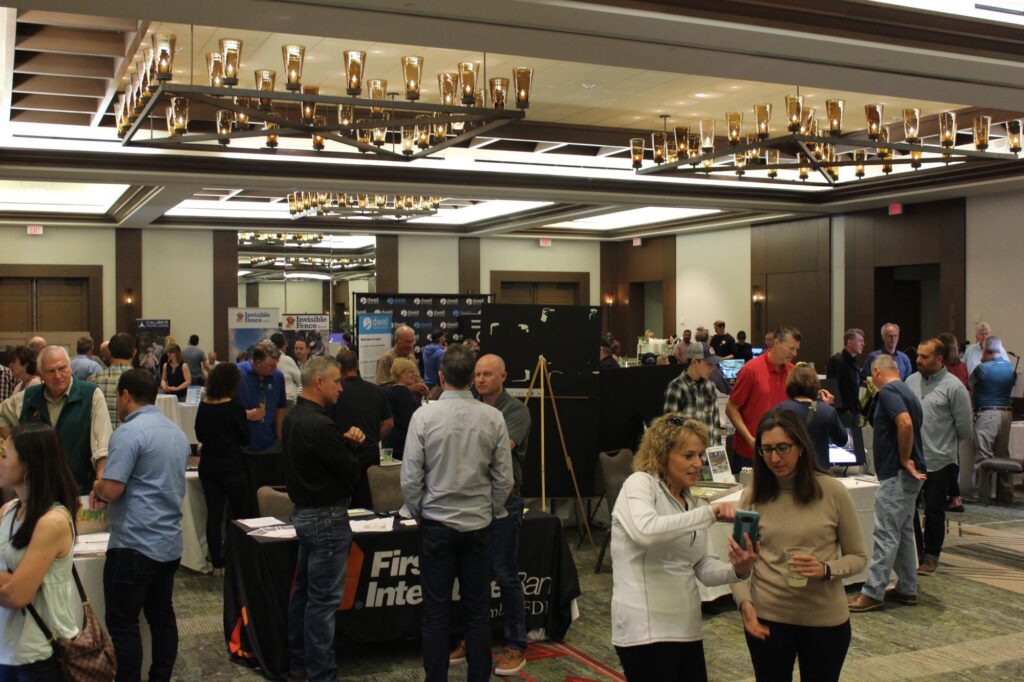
[{"xmin": 228, "ymin": 307, "xmax": 280, "ymax": 362}]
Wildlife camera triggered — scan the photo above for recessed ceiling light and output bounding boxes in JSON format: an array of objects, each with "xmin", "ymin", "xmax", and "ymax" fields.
[
  {"xmin": 694, "ymin": 93, "xmax": 710, "ymax": 98},
  {"xmin": 546, "ymin": 207, "xmax": 721, "ymax": 230},
  {"xmin": 581, "ymin": 82, "xmax": 597, "ymax": 89}
]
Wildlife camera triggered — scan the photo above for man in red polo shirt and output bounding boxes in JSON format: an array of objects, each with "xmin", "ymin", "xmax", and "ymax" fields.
[{"xmin": 726, "ymin": 325, "xmax": 802, "ymax": 469}]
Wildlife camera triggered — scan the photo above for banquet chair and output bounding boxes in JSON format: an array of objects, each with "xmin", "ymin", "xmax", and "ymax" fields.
[
  {"xmin": 595, "ymin": 448, "xmax": 634, "ymax": 574},
  {"xmin": 256, "ymin": 486, "xmax": 294, "ymax": 518},
  {"xmin": 367, "ymin": 465, "xmax": 404, "ymax": 513}
]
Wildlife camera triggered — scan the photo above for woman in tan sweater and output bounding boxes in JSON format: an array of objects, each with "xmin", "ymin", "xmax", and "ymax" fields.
[{"xmin": 731, "ymin": 409, "xmax": 867, "ymax": 682}]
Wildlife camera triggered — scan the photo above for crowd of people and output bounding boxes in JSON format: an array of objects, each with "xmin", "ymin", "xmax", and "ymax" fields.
[{"xmin": 0, "ymin": 314, "xmax": 1016, "ymax": 681}]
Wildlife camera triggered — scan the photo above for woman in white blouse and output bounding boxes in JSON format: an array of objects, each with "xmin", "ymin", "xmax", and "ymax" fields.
[{"xmin": 611, "ymin": 414, "xmax": 758, "ymax": 681}]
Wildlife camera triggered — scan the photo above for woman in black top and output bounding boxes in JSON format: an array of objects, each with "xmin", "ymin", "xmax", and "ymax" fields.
[
  {"xmin": 160, "ymin": 344, "xmax": 191, "ymax": 400},
  {"xmin": 775, "ymin": 364, "xmax": 848, "ymax": 470},
  {"xmin": 195, "ymin": 363, "xmax": 250, "ymax": 573},
  {"xmin": 381, "ymin": 358, "xmax": 422, "ymax": 460}
]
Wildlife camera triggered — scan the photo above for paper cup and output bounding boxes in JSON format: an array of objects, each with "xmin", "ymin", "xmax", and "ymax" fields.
[{"xmin": 785, "ymin": 546, "xmax": 810, "ymax": 587}]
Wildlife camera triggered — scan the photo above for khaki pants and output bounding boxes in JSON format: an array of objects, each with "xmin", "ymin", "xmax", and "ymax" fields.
[{"xmin": 973, "ymin": 409, "xmax": 1013, "ymax": 502}]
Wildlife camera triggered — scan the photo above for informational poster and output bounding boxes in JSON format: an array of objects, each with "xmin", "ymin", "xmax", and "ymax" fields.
[
  {"xmin": 357, "ymin": 313, "xmax": 393, "ymax": 379},
  {"xmin": 352, "ymin": 294, "xmax": 490, "ymax": 353},
  {"xmin": 134, "ymin": 319, "xmax": 171, "ymax": 375},
  {"xmin": 282, "ymin": 313, "xmax": 330, "ymax": 357},
  {"xmin": 228, "ymin": 308, "xmax": 280, "ymax": 363}
]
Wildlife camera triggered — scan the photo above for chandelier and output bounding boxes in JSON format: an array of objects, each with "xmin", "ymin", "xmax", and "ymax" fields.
[
  {"xmin": 287, "ymin": 191, "xmax": 440, "ymax": 219},
  {"xmin": 631, "ymin": 98, "xmax": 1022, "ymax": 185},
  {"xmin": 237, "ymin": 231, "xmax": 323, "ymax": 246},
  {"xmin": 245, "ymin": 255, "xmax": 375, "ymax": 270},
  {"xmin": 116, "ymin": 34, "xmax": 533, "ymax": 160}
]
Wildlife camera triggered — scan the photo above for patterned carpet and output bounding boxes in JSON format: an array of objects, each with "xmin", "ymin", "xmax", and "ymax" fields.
[{"xmin": 169, "ymin": 494, "xmax": 1024, "ymax": 681}]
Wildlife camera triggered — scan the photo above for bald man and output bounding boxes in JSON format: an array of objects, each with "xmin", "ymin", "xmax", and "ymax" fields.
[
  {"xmin": 375, "ymin": 325, "xmax": 428, "ymax": 396},
  {"xmin": 450, "ymin": 354, "xmax": 532, "ymax": 675},
  {"xmin": 27, "ymin": 336, "xmax": 47, "ymax": 354}
]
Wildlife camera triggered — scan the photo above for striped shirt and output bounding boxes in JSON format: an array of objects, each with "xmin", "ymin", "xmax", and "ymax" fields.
[{"xmin": 88, "ymin": 364, "xmax": 131, "ymax": 429}]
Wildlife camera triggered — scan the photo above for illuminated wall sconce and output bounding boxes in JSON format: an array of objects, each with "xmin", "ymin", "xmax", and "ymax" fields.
[
  {"xmin": 344, "ymin": 50, "xmax": 366, "ymax": 95},
  {"xmin": 124, "ymin": 288, "xmax": 134, "ymax": 305},
  {"xmin": 401, "ymin": 56, "xmax": 423, "ymax": 100},
  {"xmin": 604, "ymin": 292, "xmax": 614, "ymax": 306},
  {"xmin": 630, "ymin": 137, "xmax": 644, "ymax": 169},
  {"xmin": 282, "ymin": 44, "xmax": 305, "ymax": 91},
  {"xmin": 726, "ymin": 111, "xmax": 742, "ymax": 144},
  {"xmin": 903, "ymin": 107, "xmax": 921, "ymax": 143},
  {"xmin": 459, "ymin": 62, "xmax": 480, "ymax": 105},
  {"xmin": 489, "ymin": 77, "xmax": 509, "ymax": 110},
  {"xmin": 254, "ymin": 69, "xmax": 275, "ymax": 111},
  {"xmin": 854, "ymin": 148, "xmax": 867, "ymax": 178},
  {"xmin": 766, "ymin": 148, "xmax": 779, "ymax": 179},
  {"xmin": 825, "ymin": 98, "xmax": 844, "ymax": 135},
  {"xmin": 513, "ymin": 67, "xmax": 533, "ymax": 108},
  {"xmin": 754, "ymin": 103, "xmax": 771, "ymax": 139},
  {"xmin": 785, "ymin": 94, "xmax": 803, "ymax": 132},
  {"xmin": 151, "ymin": 33, "xmax": 176, "ymax": 81},
  {"xmin": 864, "ymin": 104, "xmax": 883, "ymax": 140},
  {"xmin": 264, "ymin": 121, "xmax": 279, "ymax": 149},
  {"xmin": 1008, "ymin": 119, "xmax": 1022, "ymax": 154},
  {"xmin": 973, "ymin": 114, "xmax": 991, "ymax": 150},
  {"xmin": 219, "ymin": 39, "xmax": 243, "ymax": 86}
]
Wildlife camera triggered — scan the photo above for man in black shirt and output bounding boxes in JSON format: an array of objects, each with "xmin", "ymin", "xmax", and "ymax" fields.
[
  {"xmin": 332, "ymin": 348, "xmax": 394, "ymax": 508},
  {"xmin": 283, "ymin": 356, "xmax": 363, "ymax": 681},
  {"xmin": 710, "ymin": 320, "xmax": 736, "ymax": 358},
  {"xmin": 825, "ymin": 328, "xmax": 865, "ymax": 426}
]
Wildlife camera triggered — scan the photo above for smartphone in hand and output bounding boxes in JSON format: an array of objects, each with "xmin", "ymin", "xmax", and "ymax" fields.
[{"xmin": 732, "ymin": 510, "xmax": 760, "ymax": 550}]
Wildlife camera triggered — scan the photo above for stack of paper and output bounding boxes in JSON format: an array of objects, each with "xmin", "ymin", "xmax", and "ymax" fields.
[
  {"xmin": 350, "ymin": 517, "xmax": 395, "ymax": 534},
  {"xmin": 238, "ymin": 517, "xmax": 285, "ymax": 530},
  {"xmin": 73, "ymin": 532, "xmax": 110, "ymax": 556}
]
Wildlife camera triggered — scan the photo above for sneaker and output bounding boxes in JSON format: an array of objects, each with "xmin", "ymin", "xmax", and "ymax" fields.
[
  {"xmin": 848, "ymin": 593, "xmax": 884, "ymax": 613},
  {"xmin": 884, "ymin": 588, "xmax": 918, "ymax": 606},
  {"xmin": 494, "ymin": 647, "xmax": 526, "ymax": 676},
  {"xmin": 449, "ymin": 640, "xmax": 466, "ymax": 664},
  {"xmin": 212, "ymin": 567, "xmax": 225, "ymax": 577},
  {"xmin": 917, "ymin": 558, "xmax": 937, "ymax": 575}
]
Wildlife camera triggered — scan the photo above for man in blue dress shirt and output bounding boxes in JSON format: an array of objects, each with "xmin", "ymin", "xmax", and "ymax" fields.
[
  {"xmin": 862, "ymin": 322, "xmax": 913, "ymax": 381},
  {"xmin": 970, "ymin": 336, "xmax": 1017, "ymax": 504}
]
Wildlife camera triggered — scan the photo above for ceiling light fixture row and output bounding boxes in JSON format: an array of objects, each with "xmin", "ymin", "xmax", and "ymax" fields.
[
  {"xmin": 287, "ymin": 191, "xmax": 441, "ymax": 219},
  {"xmin": 237, "ymin": 231, "xmax": 323, "ymax": 246},
  {"xmin": 117, "ymin": 34, "xmax": 533, "ymax": 160},
  {"xmin": 631, "ymin": 98, "xmax": 1021, "ymax": 186},
  {"xmin": 244, "ymin": 255, "xmax": 375, "ymax": 269}
]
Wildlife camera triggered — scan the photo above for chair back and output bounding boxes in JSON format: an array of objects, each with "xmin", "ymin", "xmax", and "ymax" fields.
[
  {"xmin": 367, "ymin": 465, "xmax": 404, "ymax": 512},
  {"xmin": 256, "ymin": 485, "xmax": 294, "ymax": 518},
  {"xmin": 599, "ymin": 448, "xmax": 634, "ymax": 512}
]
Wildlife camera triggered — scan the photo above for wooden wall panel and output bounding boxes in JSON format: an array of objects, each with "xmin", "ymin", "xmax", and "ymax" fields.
[
  {"xmin": 375, "ymin": 235, "xmax": 399, "ymax": 294},
  {"xmin": 212, "ymin": 230, "xmax": 238, "ymax": 361},
  {"xmin": 458, "ymin": 238, "xmax": 480, "ymax": 294},
  {"xmin": 599, "ymin": 235, "xmax": 676, "ymax": 346},
  {"xmin": 115, "ymin": 228, "xmax": 141, "ymax": 336}
]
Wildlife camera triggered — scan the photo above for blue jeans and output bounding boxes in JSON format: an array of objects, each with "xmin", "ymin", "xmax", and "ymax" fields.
[
  {"xmin": 103, "ymin": 548, "xmax": 180, "ymax": 682},
  {"xmin": 288, "ymin": 506, "xmax": 352, "ymax": 682},
  {"xmin": 420, "ymin": 519, "xmax": 491, "ymax": 682},
  {"xmin": 491, "ymin": 494, "xmax": 526, "ymax": 652},
  {"xmin": 0, "ymin": 656, "xmax": 59, "ymax": 681},
  {"xmin": 862, "ymin": 471, "xmax": 924, "ymax": 600}
]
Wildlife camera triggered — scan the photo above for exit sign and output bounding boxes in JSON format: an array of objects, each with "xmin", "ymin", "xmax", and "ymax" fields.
[
  {"xmin": 888, "ymin": 203, "xmax": 903, "ymax": 216},
  {"xmin": 632, "ymin": 237, "xmax": 642, "ymax": 246},
  {"xmin": 539, "ymin": 238, "xmax": 552, "ymax": 247},
  {"xmin": 26, "ymin": 224, "xmax": 43, "ymax": 235}
]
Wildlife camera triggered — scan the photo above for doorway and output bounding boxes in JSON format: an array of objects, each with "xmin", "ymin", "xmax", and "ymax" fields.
[{"xmin": 874, "ymin": 264, "xmax": 940, "ymax": 350}]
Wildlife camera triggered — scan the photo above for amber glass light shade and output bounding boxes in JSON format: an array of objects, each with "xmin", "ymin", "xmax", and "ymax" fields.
[
  {"xmin": 265, "ymin": 121, "xmax": 279, "ymax": 149},
  {"xmin": 785, "ymin": 95, "xmax": 803, "ymax": 132},
  {"xmin": 300, "ymin": 85, "xmax": 319, "ymax": 125},
  {"xmin": 1008, "ymin": 119, "xmax": 1022, "ymax": 153},
  {"xmin": 124, "ymin": 82, "xmax": 136, "ymax": 123},
  {"xmin": 166, "ymin": 96, "xmax": 187, "ymax": 134},
  {"xmin": 372, "ymin": 112, "xmax": 389, "ymax": 147},
  {"xmin": 402, "ymin": 126, "xmax": 415, "ymax": 156},
  {"xmin": 651, "ymin": 131, "xmax": 666, "ymax": 164},
  {"xmin": 877, "ymin": 125, "xmax": 891, "ymax": 159},
  {"xmin": 753, "ymin": 104, "xmax": 771, "ymax": 139},
  {"xmin": 665, "ymin": 132, "xmax": 679, "ymax": 164},
  {"xmin": 512, "ymin": 67, "xmax": 533, "ymax": 109},
  {"xmin": 254, "ymin": 70, "xmax": 275, "ymax": 110},
  {"xmin": 630, "ymin": 137, "xmax": 644, "ymax": 169},
  {"xmin": 437, "ymin": 73, "xmax": 458, "ymax": 106},
  {"xmin": 207, "ymin": 52, "xmax": 224, "ymax": 87},
  {"xmin": 115, "ymin": 96, "xmax": 128, "ymax": 138},
  {"xmin": 734, "ymin": 151, "xmax": 746, "ymax": 176},
  {"xmin": 973, "ymin": 114, "xmax": 991, "ymax": 150},
  {"xmin": 152, "ymin": 33, "xmax": 176, "ymax": 81},
  {"xmin": 216, "ymin": 110, "xmax": 233, "ymax": 144},
  {"xmin": 144, "ymin": 48, "xmax": 158, "ymax": 92},
  {"xmin": 282, "ymin": 44, "xmax": 305, "ymax": 91},
  {"xmin": 825, "ymin": 98, "xmax": 844, "ymax": 135},
  {"xmin": 726, "ymin": 111, "xmax": 742, "ymax": 144},
  {"xmin": 675, "ymin": 127, "xmax": 690, "ymax": 155},
  {"xmin": 458, "ymin": 62, "xmax": 480, "ymax": 104},
  {"xmin": 401, "ymin": 56, "xmax": 424, "ymax": 100},
  {"xmin": 489, "ymin": 77, "xmax": 509, "ymax": 110},
  {"xmin": 864, "ymin": 104, "xmax": 883, "ymax": 140},
  {"xmin": 367, "ymin": 79, "xmax": 387, "ymax": 114},
  {"xmin": 234, "ymin": 97, "xmax": 251, "ymax": 127},
  {"xmin": 766, "ymin": 148, "xmax": 779, "ymax": 179},
  {"xmin": 137, "ymin": 59, "xmax": 152, "ymax": 100},
  {"xmin": 356, "ymin": 128, "xmax": 371, "ymax": 146},
  {"xmin": 699, "ymin": 118, "xmax": 715, "ymax": 152},
  {"xmin": 910, "ymin": 149, "xmax": 923, "ymax": 169},
  {"xmin": 344, "ymin": 50, "xmax": 366, "ymax": 95},
  {"xmin": 939, "ymin": 111, "xmax": 957, "ymax": 149},
  {"xmin": 798, "ymin": 154, "xmax": 810, "ymax": 181},
  {"xmin": 701, "ymin": 157, "xmax": 713, "ymax": 171},
  {"xmin": 746, "ymin": 134, "xmax": 761, "ymax": 161},
  {"xmin": 164, "ymin": 106, "xmax": 175, "ymax": 136},
  {"xmin": 800, "ymin": 107, "xmax": 816, "ymax": 135},
  {"xmin": 337, "ymin": 104, "xmax": 354, "ymax": 128},
  {"xmin": 416, "ymin": 116, "xmax": 430, "ymax": 149},
  {"xmin": 312, "ymin": 116, "xmax": 326, "ymax": 151},
  {"xmin": 854, "ymin": 148, "xmax": 866, "ymax": 178},
  {"xmin": 688, "ymin": 133, "xmax": 701, "ymax": 160},
  {"xmin": 219, "ymin": 39, "xmax": 243, "ymax": 86},
  {"xmin": 903, "ymin": 108, "xmax": 921, "ymax": 143},
  {"xmin": 431, "ymin": 112, "xmax": 448, "ymax": 140}
]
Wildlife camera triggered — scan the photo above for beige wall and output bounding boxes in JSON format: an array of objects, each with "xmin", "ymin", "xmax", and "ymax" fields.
[
  {"xmin": 675, "ymin": 226, "xmax": 752, "ymax": 337},
  {"xmin": 479, "ymin": 237, "xmax": 601, "ymax": 305},
  {"xmin": 397, "ymin": 236, "xmax": 459, "ymax": 293},
  {"xmin": 142, "ymin": 229, "xmax": 214, "ymax": 347},
  {"xmin": 257, "ymin": 280, "xmax": 324, "ymax": 314},
  {"xmin": 966, "ymin": 193, "xmax": 1024, "ymax": 355},
  {"xmin": 0, "ymin": 225, "xmax": 117, "ymax": 339}
]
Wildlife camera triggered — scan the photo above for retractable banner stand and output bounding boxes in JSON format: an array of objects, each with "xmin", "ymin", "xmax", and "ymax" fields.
[
  {"xmin": 134, "ymin": 319, "xmax": 171, "ymax": 375},
  {"xmin": 356, "ymin": 313, "xmax": 393, "ymax": 379},
  {"xmin": 228, "ymin": 308, "xmax": 280, "ymax": 362},
  {"xmin": 281, "ymin": 314, "xmax": 330, "ymax": 357}
]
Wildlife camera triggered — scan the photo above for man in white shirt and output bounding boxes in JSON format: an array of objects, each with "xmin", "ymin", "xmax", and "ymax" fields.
[
  {"xmin": 271, "ymin": 332, "xmax": 303, "ymax": 405},
  {"xmin": 963, "ymin": 322, "xmax": 1009, "ymax": 375}
]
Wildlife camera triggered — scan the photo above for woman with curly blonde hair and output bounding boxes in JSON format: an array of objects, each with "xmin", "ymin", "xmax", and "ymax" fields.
[{"xmin": 611, "ymin": 414, "xmax": 758, "ymax": 681}]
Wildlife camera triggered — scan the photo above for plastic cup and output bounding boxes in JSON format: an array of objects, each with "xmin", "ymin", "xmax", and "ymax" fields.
[
  {"xmin": 381, "ymin": 448, "xmax": 394, "ymax": 463},
  {"xmin": 785, "ymin": 546, "xmax": 810, "ymax": 587}
]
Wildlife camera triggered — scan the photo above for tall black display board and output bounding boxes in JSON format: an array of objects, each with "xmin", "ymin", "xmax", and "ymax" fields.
[
  {"xmin": 480, "ymin": 303, "xmax": 601, "ymax": 498},
  {"xmin": 353, "ymin": 293, "xmax": 490, "ymax": 351}
]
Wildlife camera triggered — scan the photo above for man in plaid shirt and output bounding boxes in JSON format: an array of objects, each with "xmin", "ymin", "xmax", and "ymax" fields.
[
  {"xmin": 88, "ymin": 333, "xmax": 136, "ymax": 429},
  {"xmin": 0, "ymin": 362, "xmax": 15, "ymax": 403},
  {"xmin": 663, "ymin": 342, "xmax": 721, "ymax": 436}
]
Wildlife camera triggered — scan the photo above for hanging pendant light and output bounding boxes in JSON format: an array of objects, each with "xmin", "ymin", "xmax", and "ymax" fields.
[
  {"xmin": 630, "ymin": 137, "xmax": 644, "ymax": 169},
  {"xmin": 458, "ymin": 62, "xmax": 480, "ymax": 105},
  {"xmin": 344, "ymin": 51, "xmax": 366, "ymax": 95},
  {"xmin": 282, "ymin": 44, "xmax": 305, "ymax": 91},
  {"xmin": 151, "ymin": 33, "xmax": 176, "ymax": 81},
  {"xmin": 785, "ymin": 95, "xmax": 803, "ymax": 133},
  {"xmin": 219, "ymin": 39, "xmax": 243, "ymax": 86},
  {"xmin": 513, "ymin": 67, "xmax": 533, "ymax": 109},
  {"xmin": 401, "ymin": 56, "xmax": 423, "ymax": 100},
  {"xmin": 825, "ymin": 98, "xmax": 844, "ymax": 135}
]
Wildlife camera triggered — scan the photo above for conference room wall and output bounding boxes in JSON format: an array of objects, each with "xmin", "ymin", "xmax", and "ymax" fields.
[
  {"xmin": 966, "ymin": 193, "xmax": 1024, "ymax": 356},
  {"xmin": 479, "ymin": 238, "xmax": 601, "ymax": 306},
  {"xmin": 675, "ymin": 226, "xmax": 752, "ymax": 340},
  {"xmin": 238, "ymin": 282, "xmax": 246, "ymax": 307},
  {"xmin": 397, "ymin": 236, "xmax": 459, "ymax": 293},
  {"xmin": 257, "ymin": 281, "xmax": 325, "ymax": 314},
  {"xmin": 0, "ymin": 225, "xmax": 116, "ymax": 340},
  {"xmin": 141, "ymin": 229, "xmax": 214, "ymax": 351}
]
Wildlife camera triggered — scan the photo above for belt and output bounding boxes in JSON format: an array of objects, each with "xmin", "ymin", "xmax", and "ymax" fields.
[{"xmin": 976, "ymin": 406, "xmax": 1012, "ymax": 412}]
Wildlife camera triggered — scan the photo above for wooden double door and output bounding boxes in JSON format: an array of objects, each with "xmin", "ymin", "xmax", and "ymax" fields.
[{"xmin": 0, "ymin": 277, "xmax": 90, "ymax": 333}]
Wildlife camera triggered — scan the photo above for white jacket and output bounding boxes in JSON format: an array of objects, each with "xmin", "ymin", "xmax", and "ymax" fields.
[{"xmin": 610, "ymin": 472, "xmax": 739, "ymax": 646}]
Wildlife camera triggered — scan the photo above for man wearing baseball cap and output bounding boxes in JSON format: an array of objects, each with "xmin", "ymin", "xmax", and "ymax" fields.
[{"xmin": 663, "ymin": 342, "xmax": 722, "ymax": 437}]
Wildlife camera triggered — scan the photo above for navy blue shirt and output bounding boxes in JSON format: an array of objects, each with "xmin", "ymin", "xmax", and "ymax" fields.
[
  {"xmin": 422, "ymin": 343, "xmax": 445, "ymax": 387},
  {"xmin": 971, "ymin": 357, "xmax": 1015, "ymax": 409},
  {"xmin": 775, "ymin": 399, "xmax": 848, "ymax": 471},
  {"xmin": 862, "ymin": 348, "xmax": 913, "ymax": 381},
  {"xmin": 236, "ymin": 361, "xmax": 287, "ymax": 452},
  {"xmin": 872, "ymin": 381, "xmax": 925, "ymax": 480}
]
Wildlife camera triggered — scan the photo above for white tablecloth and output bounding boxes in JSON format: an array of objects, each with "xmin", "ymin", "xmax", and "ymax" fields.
[
  {"xmin": 155, "ymin": 394, "xmax": 198, "ymax": 445},
  {"xmin": 1010, "ymin": 421, "xmax": 1024, "ymax": 463},
  {"xmin": 181, "ymin": 471, "xmax": 211, "ymax": 573},
  {"xmin": 700, "ymin": 476, "xmax": 879, "ymax": 601},
  {"xmin": 75, "ymin": 552, "xmax": 152, "ymax": 673}
]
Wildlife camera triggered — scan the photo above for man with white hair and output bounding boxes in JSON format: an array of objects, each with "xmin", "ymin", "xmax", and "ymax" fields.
[
  {"xmin": 862, "ymin": 322, "xmax": 913, "ymax": 381},
  {"xmin": 27, "ymin": 335, "xmax": 47, "ymax": 354},
  {"xmin": 963, "ymin": 322, "xmax": 1010, "ymax": 375},
  {"xmin": 0, "ymin": 345, "xmax": 112, "ymax": 494},
  {"xmin": 375, "ymin": 325, "xmax": 428, "ymax": 396},
  {"xmin": 970, "ymin": 335, "xmax": 1016, "ymax": 504}
]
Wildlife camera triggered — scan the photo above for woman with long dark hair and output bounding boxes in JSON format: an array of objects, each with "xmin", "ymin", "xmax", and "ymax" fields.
[
  {"xmin": 732, "ymin": 409, "xmax": 867, "ymax": 682},
  {"xmin": 160, "ymin": 344, "xmax": 191, "ymax": 400},
  {"xmin": 195, "ymin": 363, "xmax": 250, "ymax": 575},
  {"xmin": 0, "ymin": 423, "xmax": 82, "ymax": 680}
]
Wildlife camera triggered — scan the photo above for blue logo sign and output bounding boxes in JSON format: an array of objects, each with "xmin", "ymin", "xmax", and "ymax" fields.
[{"xmin": 359, "ymin": 313, "xmax": 392, "ymax": 334}]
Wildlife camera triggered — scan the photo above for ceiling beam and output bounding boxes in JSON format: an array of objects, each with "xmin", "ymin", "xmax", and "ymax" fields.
[
  {"xmin": 13, "ymin": 51, "xmax": 112, "ymax": 78},
  {"xmin": 11, "ymin": 92, "xmax": 99, "ymax": 113},
  {"xmin": 15, "ymin": 25, "xmax": 126, "ymax": 57},
  {"xmin": 16, "ymin": 10, "xmax": 139, "ymax": 32},
  {"xmin": 0, "ymin": 8, "xmax": 16, "ymax": 136},
  {"xmin": 92, "ymin": 20, "xmax": 148, "ymax": 127},
  {"xmin": 13, "ymin": 73, "xmax": 107, "ymax": 97}
]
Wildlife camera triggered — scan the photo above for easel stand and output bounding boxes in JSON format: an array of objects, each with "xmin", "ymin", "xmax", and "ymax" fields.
[{"xmin": 523, "ymin": 355, "xmax": 594, "ymax": 547}]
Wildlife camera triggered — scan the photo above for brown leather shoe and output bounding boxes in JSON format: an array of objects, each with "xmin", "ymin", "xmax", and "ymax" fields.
[
  {"xmin": 449, "ymin": 640, "xmax": 466, "ymax": 664},
  {"xmin": 884, "ymin": 588, "xmax": 918, "ymax": 605},
  {"xmin": 848, "ymin": 593, "xmax": 884, "ymax": 613},
  {"xmin": 917, "ymin": 558, "xmax": 937, "ymax": 575}
]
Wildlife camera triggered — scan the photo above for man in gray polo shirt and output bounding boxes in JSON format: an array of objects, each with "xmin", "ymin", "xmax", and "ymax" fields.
[{"xmin": 906, "ymin": 338, "xmax": 972, "ymax": 576}]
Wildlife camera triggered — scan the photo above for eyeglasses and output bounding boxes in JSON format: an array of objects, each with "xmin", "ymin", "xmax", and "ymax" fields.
[{"xmin": 758, "ymin": 442, "xmax": 796, "ymax": 458}]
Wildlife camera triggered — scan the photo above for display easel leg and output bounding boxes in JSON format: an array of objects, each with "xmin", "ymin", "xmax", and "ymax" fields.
[{"xmin": 523, "ymin": 356, "xmax": 547, "ymax": 512}]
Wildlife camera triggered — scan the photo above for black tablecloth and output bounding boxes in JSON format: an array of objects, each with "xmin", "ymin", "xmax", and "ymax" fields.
[{"xmin": 223, "ymin": 511, "xmax": 581, "ymax": 679}]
